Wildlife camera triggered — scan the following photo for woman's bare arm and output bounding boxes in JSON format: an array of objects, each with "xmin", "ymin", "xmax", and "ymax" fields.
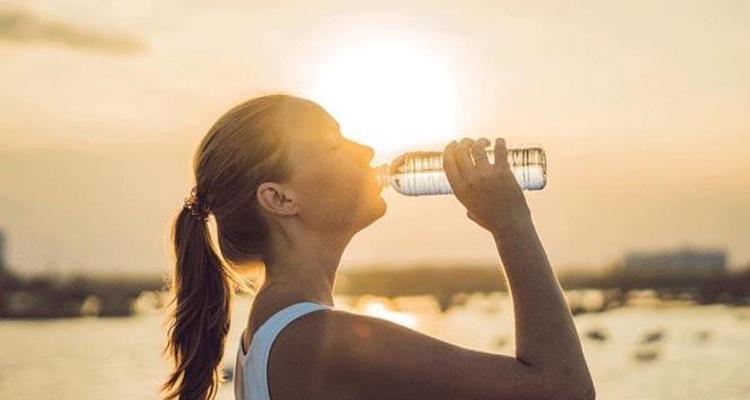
[
  {"xmin": 446, "ymin": 136, "xmax": 594, "ymax": 396},
  {"xmin": 305, "ymin": 309, "xmax": 588, "ymax": 399},
  {"xmin": 493, "ymin": 212, "xmax": 594, "ymax": 392}
]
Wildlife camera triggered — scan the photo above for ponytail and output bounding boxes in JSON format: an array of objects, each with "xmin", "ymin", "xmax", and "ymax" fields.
[
  {"xmin": 159, "ymin": 93, "xmax": 304, "ymax": 399},
  {"xmin": 161, "ymin": 206, "xmax": 249, "ymax": 400}
]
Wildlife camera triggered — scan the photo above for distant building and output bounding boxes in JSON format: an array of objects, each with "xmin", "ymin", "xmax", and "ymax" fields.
[{"xmin": 623, "ymin": 245, "xmax": 727, "ymax": 274}]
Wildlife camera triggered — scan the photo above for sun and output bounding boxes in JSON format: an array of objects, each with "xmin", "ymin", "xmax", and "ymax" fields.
[{"xmin": 306, "ymin": 36, "xmax": 461, "ymax": 162}]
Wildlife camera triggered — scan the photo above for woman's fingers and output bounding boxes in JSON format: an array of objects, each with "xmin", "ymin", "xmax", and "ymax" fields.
[
  {"xmin": 454, "ymin": 138, "xmax": 476, "ymax": 176},
  {"xmin": 472, "ymin": 138, "xmax": 492, "ymax": 169},
  {"xmin": 493, "ymin": 137, "xmax": 509, "ymax": 171},
  {"xmin": 443, "ymin": 140, "xmax": 465, "ymax": 194},
  {"xmin": 445, "ymin": 136, "xmax": 506, "ymax": 195}
]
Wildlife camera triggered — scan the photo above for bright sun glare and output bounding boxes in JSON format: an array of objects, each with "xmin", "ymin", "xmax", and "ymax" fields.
[
  {"xmin": 361, "ymin": 300, "xmax": 418, "ymax": 330},
  {"xmin": 307, "ymin": 36, "xmax": 460, "ymax": 162}
]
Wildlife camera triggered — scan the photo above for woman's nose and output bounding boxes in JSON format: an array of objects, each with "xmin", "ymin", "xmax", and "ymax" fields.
[{"xmin": 364, "ymin": 145, "xmax": 374, "ymax": 163}]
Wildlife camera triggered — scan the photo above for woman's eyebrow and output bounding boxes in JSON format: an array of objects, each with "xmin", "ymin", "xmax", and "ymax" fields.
[{"xmin": 329, "ymin": 125, "xmax": 344, "ymax": 139}]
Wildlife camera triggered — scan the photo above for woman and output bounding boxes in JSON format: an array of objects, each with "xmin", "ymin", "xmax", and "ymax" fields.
[{"xmin": 162, "ymin": 94, "xmax": 595, "ymax": 400}]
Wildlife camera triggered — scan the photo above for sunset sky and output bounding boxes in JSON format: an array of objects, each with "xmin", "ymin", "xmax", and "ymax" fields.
[{"xmin": 1, "ymin": 0, "xmax": 748, "ymax": 277}]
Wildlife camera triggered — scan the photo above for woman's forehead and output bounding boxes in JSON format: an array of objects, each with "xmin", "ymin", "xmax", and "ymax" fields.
[{"xmin": 275, "ymin": 100, "xmax": 339, "ymax": 139}]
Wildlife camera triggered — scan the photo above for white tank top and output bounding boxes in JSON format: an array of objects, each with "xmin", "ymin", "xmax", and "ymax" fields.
[{"xmin": 233, "ymin": 301, "xmax": 333, "ymax": 400}]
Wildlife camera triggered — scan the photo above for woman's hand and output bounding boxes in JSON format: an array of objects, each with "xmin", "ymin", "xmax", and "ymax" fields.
[{"xmin": 443, "ymin": 137, "xmax": 532, "ymax": 236}]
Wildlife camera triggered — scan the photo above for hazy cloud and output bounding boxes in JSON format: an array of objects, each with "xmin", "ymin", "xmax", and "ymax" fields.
[{"xmin": 0, "ymin": 8, "xmax": 146, "ymax": 54}]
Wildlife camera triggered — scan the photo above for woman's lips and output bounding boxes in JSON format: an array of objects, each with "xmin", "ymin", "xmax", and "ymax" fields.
[{"xmin": 367, "ymin": 168, "xmax": 383, "ymax": 191}]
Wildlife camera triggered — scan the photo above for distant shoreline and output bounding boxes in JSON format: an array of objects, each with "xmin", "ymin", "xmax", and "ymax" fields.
[{"xmin": 2, "ymin": 264, "xmax": 748, "ymax": 319}]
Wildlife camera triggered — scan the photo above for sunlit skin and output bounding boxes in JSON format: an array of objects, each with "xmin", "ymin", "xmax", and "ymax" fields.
[
  {"xmin": 238, "ymin": 99, "xmax": 594, "ymax": 399},
  {"xmin": 243, "ymin": 97, "xmax": 385, "ymax": 342}
]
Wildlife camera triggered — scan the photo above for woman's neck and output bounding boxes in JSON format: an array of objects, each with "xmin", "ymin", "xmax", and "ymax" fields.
[{"xmin": 260, "ymin": 268, "xmax": 336, "ymax": 307}]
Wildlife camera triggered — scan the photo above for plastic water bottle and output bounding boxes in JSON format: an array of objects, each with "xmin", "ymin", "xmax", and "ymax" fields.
[{"xmin": 375, "ymin": 144, "xmax": 547, "ymax": 196}]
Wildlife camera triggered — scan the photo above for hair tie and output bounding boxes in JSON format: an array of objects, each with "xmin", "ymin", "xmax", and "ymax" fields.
[{"xmin": 183, "ymin": 186, "xmax": 210, "ymax": 221}]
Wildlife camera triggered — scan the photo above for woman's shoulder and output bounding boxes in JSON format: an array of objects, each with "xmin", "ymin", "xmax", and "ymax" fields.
[
  {"xmin": 277, "ymin": 307, "xmax": 401, "ymax": 348},
  {"xmin": 269, "ymin": 308, "xmax": 456, "ymax": 398},
  {"xmin": 262, "ymin": 302, "xmax": 439, "ymax": 365},
  {"xmin": 266, "ymin": 308, "xmax": 365, "ymax": 398}
]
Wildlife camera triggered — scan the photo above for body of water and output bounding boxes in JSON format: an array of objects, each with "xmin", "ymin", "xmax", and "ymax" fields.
[{"xmin": 1, "ymin": 292, "xmax": 749, "ymax": 399}]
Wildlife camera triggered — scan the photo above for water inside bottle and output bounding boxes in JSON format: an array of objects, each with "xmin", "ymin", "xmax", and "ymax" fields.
[{"xmin": 376, "ymin": 146, "xmax": 546, "ymax": 196}]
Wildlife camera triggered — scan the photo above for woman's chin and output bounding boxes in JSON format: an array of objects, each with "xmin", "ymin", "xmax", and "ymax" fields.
[
  {"xmin": 376, "ymin": 195, "xmax": 387, "ymax": 215},
  {"xmin": 366, "ymin": 195, "xmax": 387, "ymax": 223},
  {"xmin": 360, "ymin": 180, "xmax": 387, "ymax": 223}
]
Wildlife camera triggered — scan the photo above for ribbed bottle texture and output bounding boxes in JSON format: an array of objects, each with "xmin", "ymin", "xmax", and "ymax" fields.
[{"xmin": 375, "ymin": 145, "xmax": 547, "ymax": 196}]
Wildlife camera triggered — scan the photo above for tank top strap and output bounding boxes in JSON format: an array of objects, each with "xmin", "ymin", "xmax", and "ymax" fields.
[{"xmin": 236, "ymin": 301, "xmax": 333, "ymax": 400}]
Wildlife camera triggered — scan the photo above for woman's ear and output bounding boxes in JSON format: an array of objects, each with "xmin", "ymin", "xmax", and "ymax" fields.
[{"xmin": 256, "ymin": 182, "xmax": 300, "ymax": 217}]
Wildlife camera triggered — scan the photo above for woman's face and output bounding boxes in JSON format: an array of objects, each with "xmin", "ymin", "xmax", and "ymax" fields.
[{"xmin": 277, "ymin": 100, "xmax": 386, "ymax": 235}]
